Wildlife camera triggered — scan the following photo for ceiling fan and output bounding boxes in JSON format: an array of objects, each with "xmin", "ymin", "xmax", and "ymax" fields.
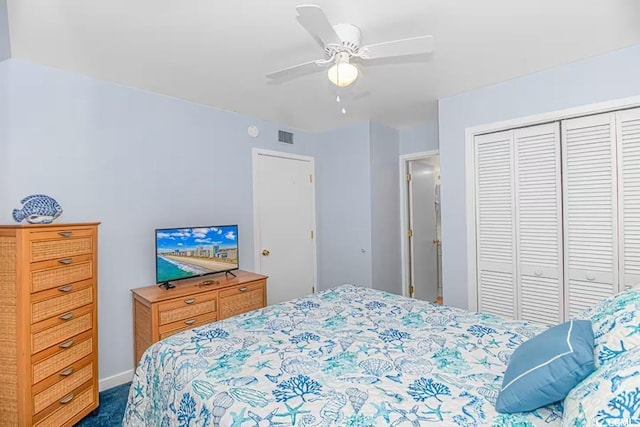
[{"xmin": 266, "ymin": 5, "xmax": 435, "ymax": 88}]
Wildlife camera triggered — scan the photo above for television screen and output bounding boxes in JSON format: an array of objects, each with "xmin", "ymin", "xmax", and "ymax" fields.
[{"xmin": 155, "ymin": 225, "xmax": 239, "ymax": 284}]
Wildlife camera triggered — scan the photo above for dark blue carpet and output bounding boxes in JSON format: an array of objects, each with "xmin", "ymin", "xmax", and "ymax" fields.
[{"xmin": 75, "ymin": 382, "xmax": 131, "ymax": 427}]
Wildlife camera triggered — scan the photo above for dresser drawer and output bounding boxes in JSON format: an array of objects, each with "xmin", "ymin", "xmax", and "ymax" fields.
[
  {"xmin": 29, "ymin": 229, "xmax": 94, "ymax": 263},
  {"xmin": 31, "ymin": 280, "xmax": 94, "ymax": 324},
  {"xmin": 159, "ymin": 311, "xmax": 218, "ymax": 339},
  {"xmin": 33, "ymin": 381, "xmax": 95, "ymax": 427},
  {"xmin": 32, "ymin": 305, "xmax": 93, "ymax": 354},
  {"xmin": 219, "ymin": 281, "xmax": 265, "ymax": 319},
  {"xmin": 31, "ymin": 256, "xmax": 93, "ymax": 293},
  {"xmin": 32, "ymin": 331, "xmax": 93, "ymax": 385},
  {"xmin": 33, "ymin": 358, "xmax": 93, "ymax": 415},
  {"xmin": 158, "ymin": 292, "xmax": 217, "ymax": 325}
]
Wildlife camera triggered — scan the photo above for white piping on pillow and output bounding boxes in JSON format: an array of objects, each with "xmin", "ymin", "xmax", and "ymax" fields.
[{"xmin": 501, "ymin": 320, "xmax": 575, "ymax": 392}]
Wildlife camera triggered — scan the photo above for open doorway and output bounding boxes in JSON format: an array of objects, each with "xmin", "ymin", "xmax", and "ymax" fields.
[{"xmin": 400, "ymin": 151, "xmax": 442, "ymax": 303}]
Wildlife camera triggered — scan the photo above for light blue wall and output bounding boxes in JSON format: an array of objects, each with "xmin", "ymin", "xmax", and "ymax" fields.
[
  {"xmin": 439, "ymin": 43, "xmax": 640, "ymax": 310},
  {"xmin": 0, "ymin": 62, "xmax": 8, "ymax": 203},
  {"xmin": 311, "ymin": 123, "xmax": 373, "ymax": 290},
  {"xmin": 369, "ymin": 122, "xmax": 401, "ymax": 294},
  {"xmin": 0, "ymin": 59, "xmax": 318, "ymax": 380},
  {"xmin": 399, "ymin": 120, "xmax": 439, "ymax": 155},
  {"xmin": 0, "ymin": 0, "xmax": 10, "ymax": 61},
  {"xmin": 0, "ymin": 58, "xmax": 408, "ymax": 380}
]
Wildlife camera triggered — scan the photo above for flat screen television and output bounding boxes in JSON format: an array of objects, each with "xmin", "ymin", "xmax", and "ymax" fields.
[{"xmin": 155, "ymin": 225, "xmax": 239, "ymax": 286}]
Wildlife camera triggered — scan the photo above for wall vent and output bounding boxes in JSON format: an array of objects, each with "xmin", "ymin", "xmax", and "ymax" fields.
[{"xmin": 278, "ymin": 130, "xmax": 294, "ymax": 144}]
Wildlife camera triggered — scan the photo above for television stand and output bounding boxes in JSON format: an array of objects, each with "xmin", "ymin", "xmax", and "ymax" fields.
[
  {"xmin": 225, "ymin": 270, "xmax": 237, "ymax": 278},
  {"xmin": 158, "ymin": 281, "xmax": 176, "ymax": 290}
]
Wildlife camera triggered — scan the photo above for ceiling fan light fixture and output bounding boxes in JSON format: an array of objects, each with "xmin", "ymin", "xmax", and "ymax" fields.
[{"xmin": 327, "ymin": 53, "xmax": 358, "ymax": 87}]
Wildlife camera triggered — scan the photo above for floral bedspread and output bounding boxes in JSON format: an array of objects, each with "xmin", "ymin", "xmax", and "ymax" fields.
[{"xmin": 123, "ymin": 285, "xmax": 563, "ymax": 426}]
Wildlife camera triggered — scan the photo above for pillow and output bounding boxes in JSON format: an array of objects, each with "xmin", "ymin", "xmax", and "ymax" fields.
[
  {"xmin": 495, "ymin": 320, "xmax": 595, "ymax": 413},
  {"xmin": 562, "ymin": 347, "xmax": 640, "ymax": 426},
  {"xmin": 577, "ymin": 288, "xmax": 640, "ymax": 366}
]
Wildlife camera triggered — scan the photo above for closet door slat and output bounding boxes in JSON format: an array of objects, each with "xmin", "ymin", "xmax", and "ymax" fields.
[
  {"xmin": 617, "ymin": 107, "xmax": 640, "ymax": 290},
  {"xmin": 562, "ymin": 113, "xmax": 618, "ymax": 318},
  {"xmin": 475, "ymin": 131, "xmax": 517, "ymax": 319},
  {"xmin": 514, "ymin": 123, "xmax": 563, "ymax": 325}
]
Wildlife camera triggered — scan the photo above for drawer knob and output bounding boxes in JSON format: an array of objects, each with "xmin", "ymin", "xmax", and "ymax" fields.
[
  {"xmin": 59, "ymin": 393, "xmax": 74, "ymax": 404},
  {"xmin": 587, "ymin": 274, "xmax": 595, "ymax": 281},
  {"xmin": 59, "ymin": 367, "xmax": 74, "ymax": 377},
  {"xmin": 184, "ymin": 319, "xmax": 196, "ymax": 325},
  {"xmin": 58, "ymin": 231, "xmax": 73, "ymax": 238},
  {"xmin": 58, "ymin": 258, "xmax": 73, "ymax": 265},
  {"xmin": 59, "ymin": 339, "xmax": 74, "ymax": 349},
  {"xmin": 239, "ymin": 287, "xmax": 248, "ymax": 292},
  {"xmin": 59, "ymin": 312, "xmax": 74, "ymax": 321},
  {"xmin": 534, "ymin": 270, "xmax": 543, "ymax": 277},
  {"xmin": 58, "ymin": 285, "xmax": 73, "ymax": 293},
  {"xmin": 184, "ymin": 298, "xmax": 196, "ymax": 305}
]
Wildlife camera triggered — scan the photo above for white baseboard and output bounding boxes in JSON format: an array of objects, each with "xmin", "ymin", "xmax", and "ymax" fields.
[{"xmin": 99, "ymin": 369, "xmax": 134, "ymax": 392}]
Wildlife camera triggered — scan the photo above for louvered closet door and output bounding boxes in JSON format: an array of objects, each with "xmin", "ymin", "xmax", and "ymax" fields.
[
  {"xmin": 562, "ymin": 113, "xmax": 618, "ymax": 317},
  {"xmin": 617, "ymin": 108, "xmax": 640, "ymax": 290},
  {"xmin": 514, "ymin": 123, "xmax": 563, "ymax": 325},
  {"xmin": 475, "ymin": 131, "xmax": 517, "ymax": 319}
]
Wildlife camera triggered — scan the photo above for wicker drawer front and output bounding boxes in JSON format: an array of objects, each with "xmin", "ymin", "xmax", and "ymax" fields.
[
  {"xmin": 219, "ymin": 282, "xmax": 265, "ymax": 319},
  {"xmin": 158, "ymin": 294, "xmax": 217, "ymax": 326},
  {"xmin": 32, "ymin": 307, "xmax": 93, "ymax": 354},
  {"xmin": 159, "ymin": 311, "xmax": 218, "ymax": 340},
  {"xmin": 31, "ymin": 259, "xmax": 93, "ymax": 293},
  {"xmin": 34, "ymin": 382, "xmax": 94, "ymax": 427},
  {"xmin": 29, "ymin": 229, "xmax": 94, "ymax": 263},
  {"xmin": 33, "ymin": 361, "xmax": 93, "ymax": 414},
  {"xmin": 33, "ymin": 333, "xmax": 93, "ymax": 385},
  {"xmin": 31, "ymin": 283, "xmax": 93, "ymax": 324}
]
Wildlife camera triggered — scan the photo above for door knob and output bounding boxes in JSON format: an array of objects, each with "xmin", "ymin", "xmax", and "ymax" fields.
[{"xmin": 262, "ymin": 250, "xmax": 270, "ymax": 256}]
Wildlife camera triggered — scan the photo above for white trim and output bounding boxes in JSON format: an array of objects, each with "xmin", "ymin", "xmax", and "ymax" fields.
[
  {"xmin": 466, "ymin": 95, "xmax": 640, "ymax": 136},
  {"xmin": 251, "ymin": 148, "xmax": 318, "ymax": 293},
  {"xmin": 99, "ymin": 369, "xmax": 134, "ymax": 392},
  {"xmin": 399, "ymin": 150, "xmax": 440, "ymax": 298},
  {"xmin": 465, "ymin": 95, "xmax": 640, "ymax": 312},
  {"xmin": 466, "ymin": 128, "xmax": 478, "ymax": 311}
]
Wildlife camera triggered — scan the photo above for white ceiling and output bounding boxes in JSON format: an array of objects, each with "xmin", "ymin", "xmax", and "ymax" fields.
[{"xmin": 6, "ymin": 0, "xmax": 640, "ymax": 131}]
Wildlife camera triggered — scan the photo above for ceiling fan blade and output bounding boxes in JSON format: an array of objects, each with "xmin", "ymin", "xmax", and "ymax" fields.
[
  {"xmin": 360, "ymin": 35, "xmax": 434, "ymax": 59},
  {"xmin": 296, "ymin": 5, "xmax": 342, "ymax": 47},
  {"xmin": 266, "ymin": 59, "xmax": 326, "ymax": 80}
]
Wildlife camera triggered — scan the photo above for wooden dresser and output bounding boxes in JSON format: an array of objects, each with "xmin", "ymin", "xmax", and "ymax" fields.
[
  {"xmin": 0, "ymin": 222, "xmax": 99, "ymax": 427},
  {"xmin": 131, "ymin": 270, "xmax": 267, "ymax": 364}
]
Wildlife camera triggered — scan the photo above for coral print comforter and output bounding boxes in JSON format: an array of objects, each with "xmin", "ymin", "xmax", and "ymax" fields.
[{"xmin": 123, "ymin": 285, "xmax": 562, "ymax": 426}]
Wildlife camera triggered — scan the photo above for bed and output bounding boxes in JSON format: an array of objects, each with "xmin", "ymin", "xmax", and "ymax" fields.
[{"xmin": 123, "ymin": 285, "xmax": 563, "ymax": 426}]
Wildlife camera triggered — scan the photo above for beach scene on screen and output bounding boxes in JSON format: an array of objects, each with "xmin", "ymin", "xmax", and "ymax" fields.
[{"xmin": 156, "ymin": 226, "xmax": 238, "ymax": 282}]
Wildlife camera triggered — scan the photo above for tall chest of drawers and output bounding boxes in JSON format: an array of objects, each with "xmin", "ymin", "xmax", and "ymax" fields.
[{"xmin": 0, "ymin": 223, "xmax": 99, "ymax": 427}]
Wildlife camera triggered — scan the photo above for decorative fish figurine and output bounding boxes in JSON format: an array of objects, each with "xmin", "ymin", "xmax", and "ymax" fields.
[{"xmin": 12, "ymin": 194, "xmax": 63, "ymax": 224}]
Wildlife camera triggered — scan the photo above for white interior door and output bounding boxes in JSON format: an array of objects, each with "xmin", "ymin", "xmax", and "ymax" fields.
[
  {"xmin": 617, "ymin": 107, "xmax": 640, "ymax": 290},
  {"xmin": 408, "ymin": 159, "xmax": 439, "ymax": 302},
  {"xmin": 475, "ymin": 131, "xmax": 518, "ymax": 319},
  {"xmin": 254, "ymin": 151, "xmax": 316, "ymax": 305},
  {"xmin": 562, "ymin": 113, "xmax": 618, "ymax": 317},
  {"xmin": 514, "ymin": 123, "xmax": 563, "ymax": 325}
]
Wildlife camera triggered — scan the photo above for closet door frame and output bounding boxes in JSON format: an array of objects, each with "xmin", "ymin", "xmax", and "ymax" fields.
[{"xmin": 465, "ymin": 94, "xmax": 640, "ymax": 311}]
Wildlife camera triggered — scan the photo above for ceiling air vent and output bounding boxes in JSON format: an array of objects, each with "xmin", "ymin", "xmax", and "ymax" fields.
[{"xmin": 278, "ymin": 130, "xmax": 294, "ymax": 144}]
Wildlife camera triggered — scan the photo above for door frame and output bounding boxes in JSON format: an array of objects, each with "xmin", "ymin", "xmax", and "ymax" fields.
[
  {"xmin": 399, "ymin": 150, "xmax": 440, "ymax": 298},
  {"xmin": 252, "ymin": 148, "xmax": 318, "ymax": 292}
]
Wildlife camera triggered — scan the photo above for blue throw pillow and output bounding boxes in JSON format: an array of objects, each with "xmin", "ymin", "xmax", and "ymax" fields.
[{"xmin": 495, "ymin": 319, "xmax": 595, "ymax": 413}]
